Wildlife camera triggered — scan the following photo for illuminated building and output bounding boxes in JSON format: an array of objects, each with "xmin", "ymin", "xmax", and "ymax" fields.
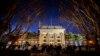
[
  {"xmin": 15, "ymin": 33, "xmax": 38, "ymax": 46},
  {"xmin": 38, "ymin": 26, "xmax": 66, "ymax": 46}
]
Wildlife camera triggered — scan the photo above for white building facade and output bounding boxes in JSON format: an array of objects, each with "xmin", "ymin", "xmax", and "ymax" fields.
[{"xmin": 39, "ymin": 26, "xmax": 66, "ymax": 46}]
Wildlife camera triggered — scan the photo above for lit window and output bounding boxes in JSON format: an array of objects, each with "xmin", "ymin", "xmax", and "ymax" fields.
[
  {"xmin": 44, "ymin": 36, "xmax": 46, "ymax": 38},
  {"xmin": 57, "ymin": 36, "xmax": 60, "ymax": 38},
  {"xmin": 57, "ymin": 40, "xmax": 60, "ymax": 42},
  {"xmin": 50, "ymin": 40, "xmax": 54, "ymax": 42},
  {"xmin": 51, "ymin": 36, "xmax": 53, "ymax": 38},
  {"xmin": 43, "ymin": 40, "xmax": 46, "ymax": 42}
]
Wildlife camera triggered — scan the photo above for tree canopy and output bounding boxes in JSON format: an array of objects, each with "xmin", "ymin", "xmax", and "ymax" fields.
[
  {"xmin": 69, "ymin": 32, "xmax": 84, "ymax": 41},
  {"xmin": 25, "ymin": 32, "xmax": 37, "ymax": 39}
]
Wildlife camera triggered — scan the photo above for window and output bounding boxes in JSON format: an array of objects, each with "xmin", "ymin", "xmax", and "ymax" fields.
[
  {"xmin": 50, "ymin": 40, "xmax": 52, "ymax": 42},
  {"xmin": 57, "ymin": 40, "xmax": 61, "ymax": 42},
  {"xmin": 51, "ymin": 36, "xmax": 53, "ymax": 38},
  {"xmin": 43, "ymin": 40, "xmax": 47, "ymax": 42},
  {"xmin": 57, "ymin": 36, "xmax": 60, "ymax": 38},
  {"xmin": 60, "ymin": 33, "xmax": 63, "ymax": 35},
  {"xmin": 44, "ymin": 36, "xmax": 46, "ymax": 38},
  {"xmin": 50, "ymin": 40, "xmax": 54, "ymax": 42}
]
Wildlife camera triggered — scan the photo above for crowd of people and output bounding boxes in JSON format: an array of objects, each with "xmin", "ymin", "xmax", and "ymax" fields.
[
  {"xmin": 31, "ymin": 44, "xmax": 77, "ymax": 56},
  {"xmin": 0, "ymin": 42, "xmax": 78, "ymax": 56},
  {"xmin": 0, "ymin": 42, "xmax": 98, "ymax": 56}
]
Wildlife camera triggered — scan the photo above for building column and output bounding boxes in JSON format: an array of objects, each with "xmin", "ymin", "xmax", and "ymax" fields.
[
  {"xmin": 54, "ymin": 33, "xmax": 56, "ymax": 45},
  {"xmin": 39, "ymin": 34, "xmax": 42, "ymax": 46},
  {"xmin": 60, "ymin": 33, "xmax": 62, "ymax": 46},
  {"xmin": 47, "ymin": 33, "xmax": 49, "ymax": 45}
]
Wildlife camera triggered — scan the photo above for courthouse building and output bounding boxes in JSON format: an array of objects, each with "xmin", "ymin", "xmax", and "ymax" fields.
[
  {"xmin": 38, "ymin": 26, "xmax": 66, "ymax": 46},
  {"xmin": 13, "ymin": 25, "xmax": 87, "ymax": 47}
]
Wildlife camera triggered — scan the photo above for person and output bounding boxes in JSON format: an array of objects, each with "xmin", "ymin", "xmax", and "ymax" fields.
[
  {"xmin": 55, "ymin": 44, "xmax": 62, "ymax": 56},
  {"xmin": 31, "ymin": 45, "xmax": 37, "ymax": 53},
  {"xmin": 66, "ymin": 46, "xmax": 74, "ymax": 56},
  {"xmin": 37, "ymin": 45, "xmax": 42, "ymax": 54}
]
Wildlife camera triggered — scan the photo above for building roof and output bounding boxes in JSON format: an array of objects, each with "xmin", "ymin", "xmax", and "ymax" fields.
[{"xmin": 39, "ymin": 25, "xmax": 65, "ymax": 29}]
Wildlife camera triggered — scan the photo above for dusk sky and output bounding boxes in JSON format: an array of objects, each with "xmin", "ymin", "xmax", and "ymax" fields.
[{"xmin": 1, "ymin": 0, "xmax": 99, "ymax": 34}]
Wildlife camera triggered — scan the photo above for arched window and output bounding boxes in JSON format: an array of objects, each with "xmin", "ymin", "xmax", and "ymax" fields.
[
  {"xmin": 43, "ymin": 40, "xmax": 47, "ymax": 42},
  {"xmin": 57, "ymin": 40, "xmax": 61, "ymax": 42},
  {"xmin": 44, "ymin": 36, "xmax": 46, "ymax": 38},
  {"xmin": 57, "ymin": 36, "xmax": 60, "ymax": 38}
]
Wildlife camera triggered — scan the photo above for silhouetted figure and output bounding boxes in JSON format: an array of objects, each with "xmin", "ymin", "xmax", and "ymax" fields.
[
  {"xmin": 31, "ymin": 45, "xmax": 37, "ymax": 53},
  {"xmin": 55, "ymin": 45, "xmax": 62, "ymax": 56},
  {"xmin": 37, "ymin": 46, "xmax": 42, "ymax": 54},
  {"xmin": 47, "ymin": 45, "xmax": 50, "ymax": 54},
  {"xmin": 66, "ymin": 46, "xmax": 74, "ymax": 56}
]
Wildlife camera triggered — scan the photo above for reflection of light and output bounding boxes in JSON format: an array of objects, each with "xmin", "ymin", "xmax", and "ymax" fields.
[
  {"xmin": 18, "ymin": 41, "xmax": 22, "ymax": 44},
  {"xmin": 6, "ymin": 46, "xmax": 9, "ymax": 49},
  {"xmin": 15, "ymin": 41, "xmax": 18, "ymax": 45},
  {"xmin": 8, "ymin": 41, "xmax": 12, "ymax": 45},
  {"xmin": 30, "ymin": 41, "xmax": 34, "ymax": 45},
  {"xmin": 23, "ymin": 41, "xmax": 25, "ymax": 43},
  {"xmin": 88, "ymin": 40, "xmax": 94, "ymax": 44}
]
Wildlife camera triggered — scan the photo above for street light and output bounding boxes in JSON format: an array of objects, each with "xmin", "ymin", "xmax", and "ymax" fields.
[{"xmin": 88, "ymin": 40, "xmax": 94, "ymax": 44}]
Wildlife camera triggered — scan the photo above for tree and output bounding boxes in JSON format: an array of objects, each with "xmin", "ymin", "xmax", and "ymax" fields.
[
  {"xmin": 69, "ymin": 32, "xmax": 75, "ymax": 40},
  {"xmin": 60, "ymin": 0, "xmax": 100, "ymax": 50},
  {"xmin": 0, "ymin": 1, "xmax": 40, "ymax": 49},
  {"xmin": 69, "ymin": 32, "xmax": 84, "ymax": 44},
  {"xmin": 26, "ymin": 32, "xmax": 37, "ymax": 39},
  {"xmin": 69, "ymin": 32, "xmax": 84, "ymax": 51}
]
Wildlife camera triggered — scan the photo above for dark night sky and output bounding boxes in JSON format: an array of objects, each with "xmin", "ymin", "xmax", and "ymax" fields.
[{"xmin": 1, "ymin": 0, "xmax": 99, "ymax": 34}]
